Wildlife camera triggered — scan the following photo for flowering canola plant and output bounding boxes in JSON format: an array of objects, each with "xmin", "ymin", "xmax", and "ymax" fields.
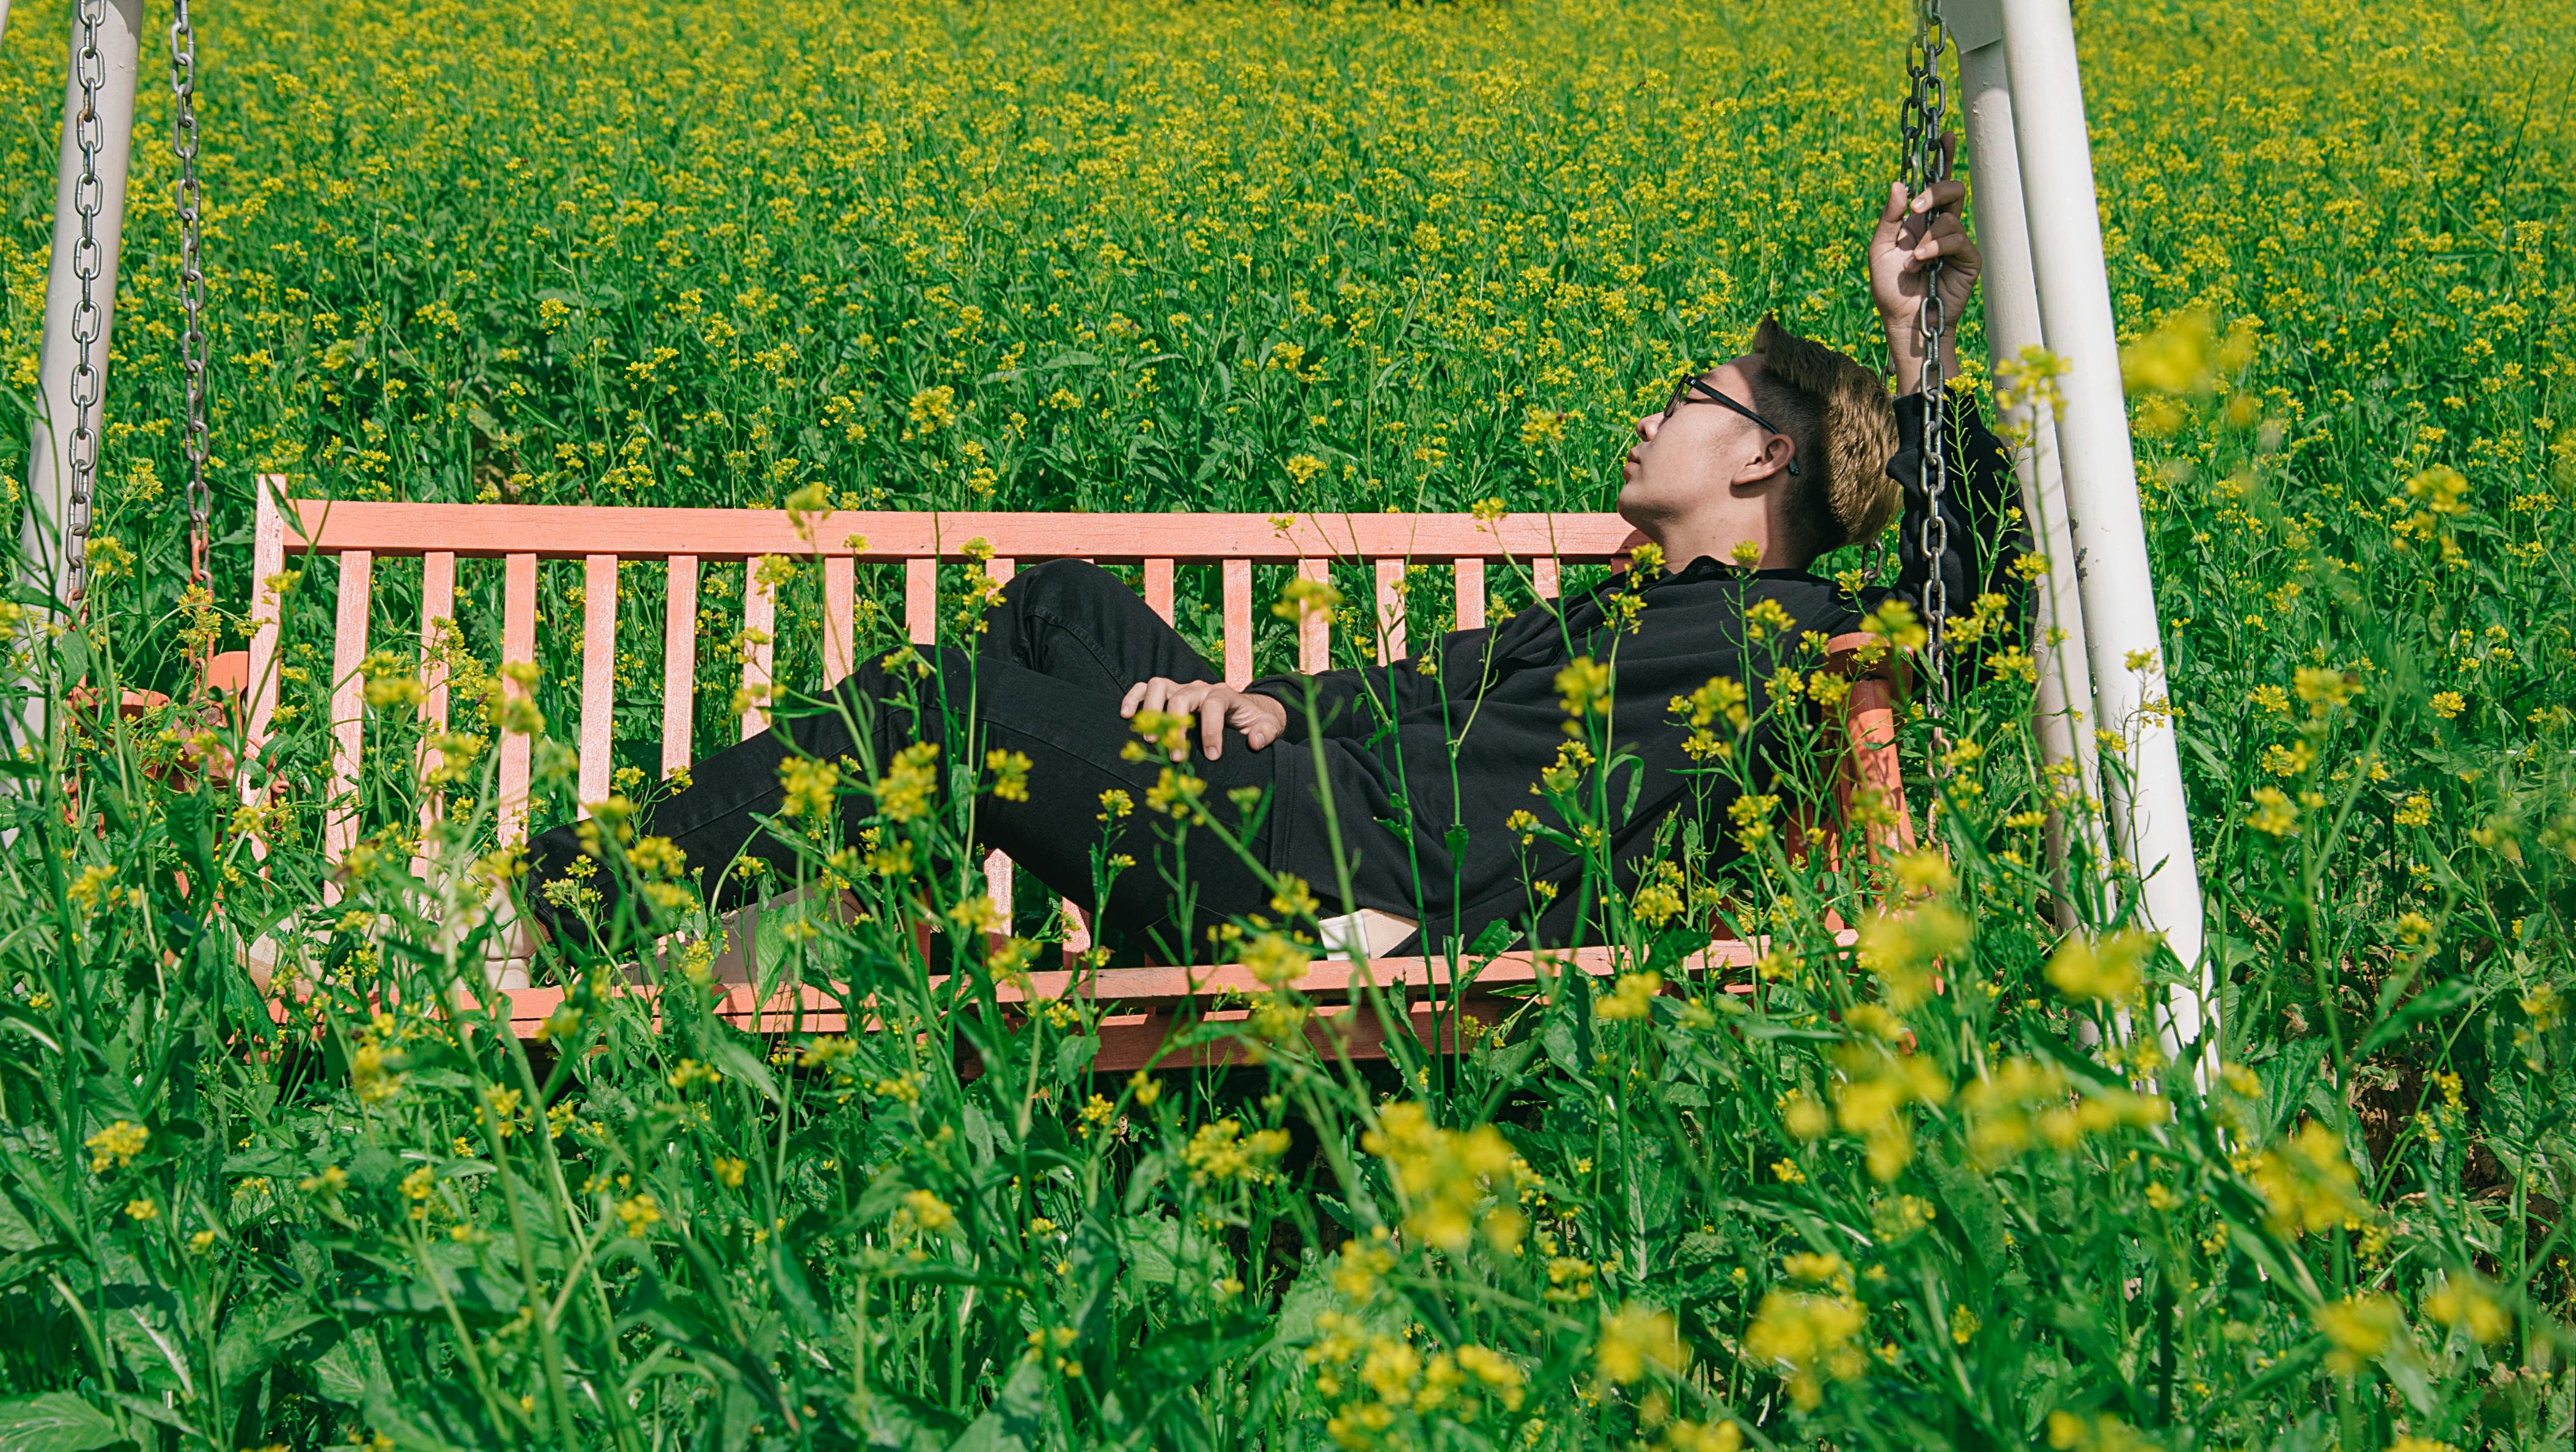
[{"xmin": 0, "ymin": 0, "xmax": 2569, "ymax": 1448}]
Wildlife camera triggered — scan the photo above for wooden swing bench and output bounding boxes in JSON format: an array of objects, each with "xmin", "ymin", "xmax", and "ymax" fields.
[{"xmin": 238, "ymin": 478, "xmax": 1912, "ymax": 1071}]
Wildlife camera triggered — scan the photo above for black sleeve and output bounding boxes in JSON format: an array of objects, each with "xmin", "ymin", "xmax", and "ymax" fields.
[
  {"xmin": 1246, "ymin": 667, "xmax": 1373, "ymax": 743},
  {"xmin": 1879, "ymin": 392, "xmax": 2033, "ymax": 664}
]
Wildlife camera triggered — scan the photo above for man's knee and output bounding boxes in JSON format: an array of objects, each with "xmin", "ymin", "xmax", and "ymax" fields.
[{"xmin": 1001, "ymin": 557, "xmax": 1123, "ymax": 615}]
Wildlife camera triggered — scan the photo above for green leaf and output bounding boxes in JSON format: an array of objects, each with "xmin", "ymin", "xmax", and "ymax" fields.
[
  {"xmin": 0, "ymin": 1393, "xmax": 125, "ymax": 1452},
  {"xmin": 703, "ymin": 1035, "xmax": 781, "ymax": 1105},
  {"xmin": 2356, "ymin": 977, "xmax": 2475, "ymax": 1057},
  {"xmin": 946, "ymin": 1358, "xmax": 1048, "ymax": 1452}
]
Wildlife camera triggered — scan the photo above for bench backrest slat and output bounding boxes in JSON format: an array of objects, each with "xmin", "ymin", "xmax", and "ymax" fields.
[
  {"xmin": 1143, "ymin": 558, "xmax": 1175, "ymax": 624},
  {"xmin": 1295, "ymin": 558, "xmax": 1328, "ymax": 671},
  {"xmin": 741, "ymin": 560, "xmax": 775, "ymax": 739},
  {"xmin": 269, "ymin": 499, "xmax": 1639, "ymax": 562},
  {"xmin": 1221, "ymin": 560, "xmax": 1253, "ymax": 688},
  {"xmin": 325, "ymin": 549, "xmax": 372, "ymax": 892},
  {"xmin": 580, "ymin": 556, "xmax": 618, "ymax": 810},
  {"xmin": 821, "ymin": 556, "xmax": 855, "ymax": 688},
  {"xmin": 414, "ymin": 550, "xmax": 455, "ymax": 879},
  {"xmin": 498, "ymin": 552, "xmax": 538, "ymax": 844},
  {"xmin": 1373, "ymin": 559, "xmax": 1407, "ymax": 662},
  {"xmin": 661, "ymin": 557, "xmax": 698, "ymax": 780},
  {"xmin": 1453, "ymin": 557, "xmax": 1485, "ymax": 632}
]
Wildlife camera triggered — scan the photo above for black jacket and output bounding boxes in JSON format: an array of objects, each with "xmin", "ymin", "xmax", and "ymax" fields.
[{"xmin": 1246, "ymin": 393, "xmax": 2026, "ymax": 949}]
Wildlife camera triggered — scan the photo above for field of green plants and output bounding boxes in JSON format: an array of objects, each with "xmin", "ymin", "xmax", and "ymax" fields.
[{"xmin": 1, "ymin": 0, "xmax": 2572, "ymax": 1447}]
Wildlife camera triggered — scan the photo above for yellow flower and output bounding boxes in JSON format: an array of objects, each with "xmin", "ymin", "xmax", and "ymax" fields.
[
  {"xmin": 2046, "ymin": 1410, "xmax": 2165, "ymax": 1451},
  {"xmin": 901, "ymin": 1189, "xmax": 954, "ymax": 1233},
  {"xmin": 1274, "ymin": 575, "xmax": 1342, "ymax": 623},
  {"xmin": 1182, "ymin": 1118, "xmax": 1292, "ymax": 1186},
  {"xmin": 1743, "ymin": 1290, "xmax": 1864, "ymax": 1408},
  {"xmin": 616, "ymin": 1194, "xmax": 661, "ymax": 1238},
  {"xmin": 2313, "ymin": 1292, "xmax": 2405, "ymax": 1374},
  {"xmin": 1781, "ymin": 1251, "xmax": 1846, "ymax": 1285},
  {"xmin": 2423, "ymin": 1272, "xmax": 2508, "ymax": 1344},
  {"xmin": 1663, "ymin": 1421, "xmax": 1742, "ymax": 1452},
  {"xmin": 872, "ymin": 741, "xmax": 940, "ymax": 823},
  {"xmin": 984, "ymin": 749, "xmax": 1032, "ymax": 802},
  {"xmin": 1855, "ymin": 900, "xmax": 1965, "ymax": 1011},
  {"xmin": 2043, "ymin": 930, "xmax": 2157, "ymax": 1002},
  {"xmin": 1554, "ymin": 656, "xmax": 1612, "ymax": 723},
  {"xmin": 1595, "ymin": 971, "xmax": 1661, "ymax": 1021},
  {"xmin": 1593, "ymin": 1304, "xmax": 1682, "ymax": 1385},
  {"xmin": 2429, "ymin": 690, "xmax": 2465, "ymax": 719},
  {"xmin": 907, "ymin": 384, "xmax": 957, "ymax": 430},
  {"xmin": 1781, "ymin": 1091, "xmax": 1830, "ymax": 1141},
  {"xmin": 1363, "ymin": 1103, "xmax": 1525, "ymax": 1254},
  {"xmin": 2248, "ymin": 785, "xmax": 2300, "ymax": 836},
  {"xmin": 85, "ymin": 1120, "xmax": 150, "ymax": 1172},
  {"xmin": 777, "ymin": 755, "xmax": 841, "ymax": 818},
  {"xmin": 2248, "ymin": 1122, "xmax": 2366, "ymax": 1238}
]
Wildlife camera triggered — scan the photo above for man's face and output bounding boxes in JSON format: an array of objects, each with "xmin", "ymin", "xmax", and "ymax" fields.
[{"xmin": 1616, "ymin": 354, "xmax": 1776, "ymax": 528}]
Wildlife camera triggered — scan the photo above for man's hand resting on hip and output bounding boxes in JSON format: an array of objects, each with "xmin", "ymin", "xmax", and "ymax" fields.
[{"xmin": 1119, "ymin": 677, "xmax": 1289, "ymax": 760}]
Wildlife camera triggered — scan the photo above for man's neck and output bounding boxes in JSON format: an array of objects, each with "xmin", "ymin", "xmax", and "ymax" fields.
[{"xmin": 1639, "ymin": 519, "xmax": 1801, "ymax": 573}]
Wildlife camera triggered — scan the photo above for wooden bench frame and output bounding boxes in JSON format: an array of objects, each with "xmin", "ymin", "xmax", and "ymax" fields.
[{"xmin": 238, "ymin": 477, "xmax": 1910, "ymax": 1066}]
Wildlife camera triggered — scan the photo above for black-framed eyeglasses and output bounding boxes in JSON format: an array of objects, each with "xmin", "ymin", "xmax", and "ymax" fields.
[{"xmin": 1662, "ymin": 375, "xmax": 1801, "ymax": 475}]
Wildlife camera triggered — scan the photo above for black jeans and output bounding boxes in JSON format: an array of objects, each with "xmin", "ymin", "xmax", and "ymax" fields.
[{"xmin": 526, "ymin": 559, "xmax": 1376, "ymax": 959}]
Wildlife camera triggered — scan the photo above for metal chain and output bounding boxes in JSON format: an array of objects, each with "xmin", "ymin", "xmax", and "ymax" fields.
[
  {"xmin": 63, "ymin": 0, "xmax": 109, "ymax": 609},
  {"xmin": 172, "ymin": 0, "xmax": 211, "ymax": 592},
  {"xmin": 1897, "ymin": 0, "xmax": 1953, "ymax": 703}
]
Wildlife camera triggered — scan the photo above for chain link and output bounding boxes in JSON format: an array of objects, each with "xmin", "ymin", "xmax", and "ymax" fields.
[
  {"xmin": 171, "ymin": 0, "xmax": 211, "ymax": 591},
  {"xmin": 1897, "ymin": 0, "xmax": 1953, "ymax": 703},
  {"xmin": 62, "ymin": 0, "xmax": 109, "ymax": 608}
]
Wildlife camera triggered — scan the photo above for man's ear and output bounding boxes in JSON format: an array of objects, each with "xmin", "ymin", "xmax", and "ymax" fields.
[{"xmin": 1735, "ymin": 435, "xmax": 1798, "ymax": 488}]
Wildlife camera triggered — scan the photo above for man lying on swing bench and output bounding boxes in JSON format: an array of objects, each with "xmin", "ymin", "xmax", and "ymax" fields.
[{"xmin": 521, "ymin": 172, "xmax": 2027, "ymax": 964}]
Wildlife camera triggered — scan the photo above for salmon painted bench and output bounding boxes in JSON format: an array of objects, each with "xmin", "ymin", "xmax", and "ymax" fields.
[{"xmin": 235, "ymin": 477, "xmax": 1911, "ymax": 1068}]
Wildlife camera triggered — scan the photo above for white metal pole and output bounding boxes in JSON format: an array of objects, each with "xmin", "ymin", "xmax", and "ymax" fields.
[
  {"xmin": 1996, "ymin": 0, "xmax": 2214, "ymax": 1071},
  {"xmin": 1951, "ymin": 31, "xmax": 2109, "ymax": 929},
  {"xmin": 21, "ymin": 0, "xmax": 143, "ymax": 618},
  {"xmin": 12, "ymin": 0, "xmax": 141, "ymax": 761}
]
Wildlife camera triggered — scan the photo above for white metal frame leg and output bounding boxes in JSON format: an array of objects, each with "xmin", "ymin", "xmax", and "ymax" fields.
[
  {"xmin": 1952, "ymin": 29, "xmax": 2110, "ymax": 930},
  {"xmin": 1996, "ymin": 0, "xmax": 2214, "ymax": 1074},
  {"xmin": 13, "ymin": 0, "xmax": 143, "ymax": 752}
]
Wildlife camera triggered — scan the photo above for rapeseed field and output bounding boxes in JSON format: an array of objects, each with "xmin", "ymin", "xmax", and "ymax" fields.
[{"xmin": 0, "ymin": 0, "xmax": 2570, "ymax": 1447}]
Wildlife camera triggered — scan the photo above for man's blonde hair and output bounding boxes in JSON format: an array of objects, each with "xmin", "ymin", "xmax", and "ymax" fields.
[{"xmin": 1750, "ymin": 315, "xmax": 1901, "ymax": 560}]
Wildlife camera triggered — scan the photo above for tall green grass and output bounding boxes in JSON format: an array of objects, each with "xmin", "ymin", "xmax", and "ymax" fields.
[{"xmin": 0, "ymin": 0, "xmax": 2570, "ymax": 1447}]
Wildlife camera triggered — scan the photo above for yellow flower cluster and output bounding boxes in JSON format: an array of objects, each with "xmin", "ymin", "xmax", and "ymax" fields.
[
  {"xmin": 1181, "ymin": 1118, "xmax": 1291, "ymax": 1186},
  {"xmin": 1361, "ymin": 1104, "xmax": 1527, "ymax": 1254},
  {"xmin": 1957, "ymin": 1058, "xmax": 2168, "ymax": 1167}
]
